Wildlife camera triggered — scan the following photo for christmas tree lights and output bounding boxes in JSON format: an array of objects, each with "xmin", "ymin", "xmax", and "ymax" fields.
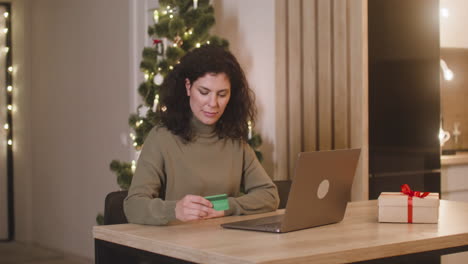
[{"xmin": 1, "ymin": 3, "xmax": 14, "ymax": 240}]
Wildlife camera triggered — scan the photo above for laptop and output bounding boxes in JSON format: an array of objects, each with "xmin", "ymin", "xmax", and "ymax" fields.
[{"xmin": 221, "ymin": 148, "xmax": 361, "ymax": 233}]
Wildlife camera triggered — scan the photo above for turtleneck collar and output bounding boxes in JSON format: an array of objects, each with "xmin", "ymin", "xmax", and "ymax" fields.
[{"xmin": 190, "ymin": 116, "xmax": 216, "ymax": 137}]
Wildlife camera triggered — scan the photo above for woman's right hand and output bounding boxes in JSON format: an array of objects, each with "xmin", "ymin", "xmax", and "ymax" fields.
[{"xmin": 175, "ymin": 194, "xmax": 217, "ymax": 222}]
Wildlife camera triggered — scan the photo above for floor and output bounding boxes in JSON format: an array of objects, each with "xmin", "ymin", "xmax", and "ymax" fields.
[{"xmin": 0, "ymin": 242, "xmax": 92, "ymax": 264}]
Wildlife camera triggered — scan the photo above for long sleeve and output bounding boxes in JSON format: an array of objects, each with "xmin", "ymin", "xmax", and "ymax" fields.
[
  {"xmin": 123, "ymin": 128, "xmax": 177, "ymax": 225},
  {"xmin": 225, "ymin": 144, "xmax": 280, "ymax": 216}
]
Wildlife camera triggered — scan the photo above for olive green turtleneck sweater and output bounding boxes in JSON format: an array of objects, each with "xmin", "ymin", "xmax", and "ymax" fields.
[{"xmin": 124, "ymin": 118, "xmax": 279, "ymax": 225}]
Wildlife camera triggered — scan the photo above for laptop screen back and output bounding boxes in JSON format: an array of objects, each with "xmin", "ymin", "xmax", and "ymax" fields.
[{"xmin": 280, "ymin": 149, "xmax": 361, "ymax": 232}]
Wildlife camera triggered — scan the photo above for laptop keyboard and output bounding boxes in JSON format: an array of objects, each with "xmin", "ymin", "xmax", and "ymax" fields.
[
  {"xmin": 258, "ymin": 222, "xmax": 282, "ymax": 232},
  {"xmin": 222, "ymin": 214, "xmax": 285, "ymax": 233},
  {"xmin": 254, "ymin": 215, "xmax": 284, "ymax": 232}
]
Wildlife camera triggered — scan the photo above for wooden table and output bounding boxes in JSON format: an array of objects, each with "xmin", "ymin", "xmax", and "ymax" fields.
[{"xmin": 93, "ymin": 200, "xmax": 468, "ymax": 264}]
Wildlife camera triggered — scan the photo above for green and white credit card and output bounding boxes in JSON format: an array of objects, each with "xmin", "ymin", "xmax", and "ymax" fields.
[{"xmin": 204, "ymin": 194, "xmax": 230, "ymax": 211}]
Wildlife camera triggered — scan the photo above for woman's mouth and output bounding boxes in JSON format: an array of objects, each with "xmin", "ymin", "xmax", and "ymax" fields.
[{"xmin": 203, "ymin": 111, "xmax": 217, "ymax": 118}]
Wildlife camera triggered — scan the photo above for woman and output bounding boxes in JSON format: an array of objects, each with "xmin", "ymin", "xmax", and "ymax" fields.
[{"xmin": 124, "ymin": 45, "xmax": 279, "ymax": 225}]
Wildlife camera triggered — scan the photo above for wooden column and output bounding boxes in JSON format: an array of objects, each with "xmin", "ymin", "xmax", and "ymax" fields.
[{"xmin": 275, "ymin": 0, "xmax": 368, "ymax": 200}]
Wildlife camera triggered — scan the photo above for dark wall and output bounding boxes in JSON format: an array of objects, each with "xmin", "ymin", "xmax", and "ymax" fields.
[{"xmin": 368, "ymin": 0, "xmax": 441, "ymax": 199}]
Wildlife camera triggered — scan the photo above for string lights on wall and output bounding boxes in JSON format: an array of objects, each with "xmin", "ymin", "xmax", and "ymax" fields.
[{"xmin": 0, "ymin": 3, "xmax": 14, "ymax": 241}]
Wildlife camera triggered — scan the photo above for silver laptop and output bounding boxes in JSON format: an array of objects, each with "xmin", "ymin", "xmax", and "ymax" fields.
[{"xmin": 221, "ymin": 148, "xmax": 361, "ymax": 233}]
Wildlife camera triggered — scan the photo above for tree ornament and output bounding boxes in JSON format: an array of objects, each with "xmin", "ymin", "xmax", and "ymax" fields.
[
  {"xmin": 138, "ymin": 105, "xmax": 150, "ymax": 118},
  {"xmin": 153, "ymin": 39, "xmax": 164, "ymax": 55},
  {"xmin": 154, "ymin": 72, "xmax": 164, "ymax": 85},
  {"xmin": 174, "ymin": 35, "xmax": 183, "ymax": 47}
]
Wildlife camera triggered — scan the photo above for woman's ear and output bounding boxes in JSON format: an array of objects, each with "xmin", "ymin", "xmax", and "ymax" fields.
[{"xmin": 185, "ymin": 78, "xmax": 191, "ymax": 96}]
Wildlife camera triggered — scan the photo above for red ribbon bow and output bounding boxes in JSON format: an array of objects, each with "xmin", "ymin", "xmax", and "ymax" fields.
[
  {"xmin": 400, "ymin": 184, "xmax": 430, "ymax": 198},
  {"xmin": 400, "ymin": 184, "xmax": 430, "ymax": 223}
]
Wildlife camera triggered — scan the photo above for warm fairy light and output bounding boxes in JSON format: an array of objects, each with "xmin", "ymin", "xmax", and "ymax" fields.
[
  {"xmin": 206, "ymin": 41, "xmax": 210, "ymax": 44},
  {"xmin": 144, "ymin": 72, "xmax": 149, "ymax": 80},
  {"xmin": 158, "ymin": 67, "xmax": 162, "ymax": 71},
  {"xmin": 133, "ymin": 142, "xmax": 138, "ymax": 147},
  {"xmin": 189, "ymin": 30, "xmax": 193, "ymax": 35},
  {"xmin": 162, "ymin": 106, "xmax": 167, "ymax": 112},
  {"xmin": 3, "ymin": 4, "xmax": 15, "ymax": 203},
  {"xmin": 136, "ymin": 120, "xmax": 143, "ymax": 127},
  {"xmin": 153, "ymin": 94, "xmax": 159, "ymax": 112},
  {"xmin": 163, "ymin": 10, "xmax": 167, "ymax": 15},
  {"xmin": 173, "ymin": 43, "xmax": 177, "ymax": 47},
  {"xmin": 131, "ymin": 160, "xmax": 136, "ymax": 173},
  {"xmin": 130, "ymin": 133, "xmax": 135, "ymax": 140},
  {"xmin": 169, "ymin": 14, "xmax": 173, "ymax": 19},
  {"xmin": 196, "ymin": 43, "xmax": 201, "ymax": 48},
  {"xmin": 167, "ymin": 6, "xmax": 171, "ymax": 9},
  {"xmin": 153, "ymin": 10, "xmax": 159, "ymax": 23},
  {"xmin": 169, "ymin": 65, "xmax": 174, "ymax": 70},
  {"xmin": 169, "ymin": 9, "xmax": 173, "ymax": 13},
  {"xmin": 248, "ymin": 121, "xmax": 252, "ymax": 139}
]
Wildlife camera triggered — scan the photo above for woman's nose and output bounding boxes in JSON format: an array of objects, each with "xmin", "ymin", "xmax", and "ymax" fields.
[{"xmin": 208, "ymin": 95, "xmax": 218, "ymax": 107}]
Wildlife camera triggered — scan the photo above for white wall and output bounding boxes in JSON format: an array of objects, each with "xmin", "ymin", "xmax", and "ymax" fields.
[
  {"xmin": 27, "ymin": 0, "xmax": 133, "ymax": 259},
  {"xmin": 440, "ymin": 0, "xmax": 468, "ymax": 48},
  {"xmin": 11, "ymin": 0, "xmax": 33, "ymax": 242},
  {"xmin": 213, "ymin": 0, "xmax": 276, "ymax": 177}
]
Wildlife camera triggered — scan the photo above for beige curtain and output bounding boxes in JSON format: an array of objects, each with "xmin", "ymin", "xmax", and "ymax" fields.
[{"xmin": 275, "ymin": 0, "xmax": 368, "ymax": 200}]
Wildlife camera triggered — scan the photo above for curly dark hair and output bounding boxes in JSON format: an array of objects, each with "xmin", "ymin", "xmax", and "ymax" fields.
[{"xmin": 157, "ymin": 45, "xmax": 256, "ymax": 142}]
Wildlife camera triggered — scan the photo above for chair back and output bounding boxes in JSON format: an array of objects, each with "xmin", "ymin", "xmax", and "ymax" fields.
[
  {"xmin": 273, "ymin": 180, "xmax": 292, "ymax": 209},
  {"xmin": 104, "ymin": 190, "xmax": 128, "ymax": 225}
]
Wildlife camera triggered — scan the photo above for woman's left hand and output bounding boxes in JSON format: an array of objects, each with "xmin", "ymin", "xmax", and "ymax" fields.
[{"xmin": 203, "ymin": 209, "xmax": 225, "ymax": 219}]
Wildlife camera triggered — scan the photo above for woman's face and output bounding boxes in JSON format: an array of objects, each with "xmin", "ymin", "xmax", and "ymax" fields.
[{"xmin": 185, "ymin": 73, "xmax": 231, "ymax": 125}]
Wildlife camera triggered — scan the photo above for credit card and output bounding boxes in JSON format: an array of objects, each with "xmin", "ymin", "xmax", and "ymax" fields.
[{"xmin": 204, "ymin": 194, "xmax": 229, "ymax": 211}]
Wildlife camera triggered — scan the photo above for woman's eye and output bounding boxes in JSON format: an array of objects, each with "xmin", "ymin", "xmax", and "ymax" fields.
[
  {"xmin": 199, "ymin": 90, "xmax": 209, "ymax": 95},
  {"xmin": 218, "ymin": 93, "xmax": 227, "ymax": 98}
]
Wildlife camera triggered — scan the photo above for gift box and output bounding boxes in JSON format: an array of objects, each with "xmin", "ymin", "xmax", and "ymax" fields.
[{"xmin": 378, "ymin": 184, "xmax": 439, "ymax": 223}]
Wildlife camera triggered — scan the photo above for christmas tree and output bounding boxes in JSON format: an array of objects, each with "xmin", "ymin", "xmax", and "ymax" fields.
[{"xmin": 97, "ymin": 0, "xmax": 263, "ymax": 225}]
